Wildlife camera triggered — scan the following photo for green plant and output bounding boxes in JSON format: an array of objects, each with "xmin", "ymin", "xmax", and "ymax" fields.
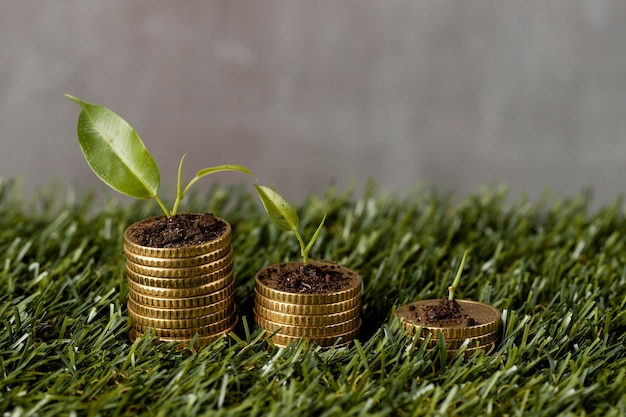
[
  {"xmin": 448, "ymin": 249, "xmax": 469, "ymax": 301},
  {"xmin": 254, "ymin": 185, "xmax": 325, "ymax": 265},
  {"xmin": 65, "ymin": 94, "xmax": 253, "ymax": 217}
]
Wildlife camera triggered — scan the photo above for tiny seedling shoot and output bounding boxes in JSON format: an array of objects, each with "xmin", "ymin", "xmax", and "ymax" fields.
[
  {"xmin": 254, "ymin": 185, "xmax": 326, "ymax": 265},
  {"xmin": 448, "ymin": 249, "xmax": 469, "ymax": 301},
  {"xmin": 65, "ymin": 94, "xmax": 253, "ymax": 217}
]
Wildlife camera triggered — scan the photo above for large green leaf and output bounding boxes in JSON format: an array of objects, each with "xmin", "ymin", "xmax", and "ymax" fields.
[
  {"xmin": 254, "ymin": 185, "xmax": 299, "ymax": 232},
  {"xmin": 65, "ymin": 94, "xmax": 160, "ymax": 199}
]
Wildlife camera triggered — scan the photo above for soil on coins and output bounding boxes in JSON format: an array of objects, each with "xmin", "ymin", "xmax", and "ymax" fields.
[
  {"xmin": 126, "ymin": 213, "xmax": 226, "ymax": 248},
  {"xmin": 269, "ymin": 263, "xmax": 353, "ymax": 294},
  {"xmin": 409, "ymin": 298, "xmax": 479, "ymax": 326}
]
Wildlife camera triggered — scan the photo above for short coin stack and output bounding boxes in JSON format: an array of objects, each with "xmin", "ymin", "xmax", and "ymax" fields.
[
  {"xmin": 124, "ymin": 218, "xmax": 238, "ymax": 347},
  {"xmin": 254, "ymin": 262, "xmax": 362, "ymax": 348},
  {"xmin": 396, "ymin": 300, "xmax": 500, "ymax": 358}
]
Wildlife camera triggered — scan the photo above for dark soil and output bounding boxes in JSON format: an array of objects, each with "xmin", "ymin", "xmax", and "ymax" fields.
[
  {"xmin": 410, "ymin": 298, "xmax": 479, "ymax": 326},
  {"xmin": 267, "ymin": 263, "xmax": 353, "ymax": 294},
  {"xmin": 126, "ymin": 213, "xmax": 226, "ymax": 248}
]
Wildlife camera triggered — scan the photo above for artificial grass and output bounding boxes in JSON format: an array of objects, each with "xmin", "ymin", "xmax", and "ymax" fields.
[{"xmin": 1, "ymin": 178, "xmax": 625, "ymax": 416}]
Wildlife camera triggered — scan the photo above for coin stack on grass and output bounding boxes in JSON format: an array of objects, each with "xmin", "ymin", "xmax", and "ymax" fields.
[
  {"xmin": 254, "ymin": 262, "xmax": 362, "ymax": 348},
  {"xmin": 124, "ymin": 217, "xmax": 238, "ymax": 347},
  {"xmin": 396, "ymin": 299, "xmax": 501, "ymax": 358}
]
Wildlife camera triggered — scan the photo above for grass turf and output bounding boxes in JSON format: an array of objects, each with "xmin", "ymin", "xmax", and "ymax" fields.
[{"xmin": 1, "ymin": 179, "xmax": 625, "ymax": 416}]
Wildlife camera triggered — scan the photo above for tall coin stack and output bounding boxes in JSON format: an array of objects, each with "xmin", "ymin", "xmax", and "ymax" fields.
[
  {"xmin": 396, "ymin": 300, "xmax": 500, "ymax": 358},
  {"xmin": 124, "ymin": 217, "xmax": 238, "ymax": 347},
  {"xmin": 254, "ymin": 262, "xmax": 362, "ymax": 348}
]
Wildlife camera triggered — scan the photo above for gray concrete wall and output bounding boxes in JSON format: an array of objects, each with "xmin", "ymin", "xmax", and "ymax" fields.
[{"xmin": 2, "ymin": 1, "xmax": 626, "ymax": 207}]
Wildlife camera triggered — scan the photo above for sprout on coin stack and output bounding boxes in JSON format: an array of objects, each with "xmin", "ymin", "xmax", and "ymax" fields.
[
  {"xmin": 66, "ymin": 95, "xmax": 252, "ymax": 346},
  {"xmin": 252, "ymin": 185, "xmax": 362, "ymax": 348},
  {"xmin": 395, "ymin": 250, "xmax": 501, "ymax": 358}
]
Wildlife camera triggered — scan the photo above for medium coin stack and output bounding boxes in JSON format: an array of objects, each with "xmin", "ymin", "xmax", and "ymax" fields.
[
  {"xmin": 254, "ymin": 262, "xmax": 362, "ymax": 348},
  {"xmin": 124, "ymin": 218, "xmax": 238, "ymax": 347},
  {"xmin": 396, "ymin": 300, "xmax": 500, "ymax": 358}
]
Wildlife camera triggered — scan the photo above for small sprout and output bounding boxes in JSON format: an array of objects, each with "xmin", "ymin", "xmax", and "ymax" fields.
[
  {"xmin": 448, "ymin": 249, "xmax": 469, "ymax": 301},
  {"xmin": 254, "ymin": 184, "xmax": 325, "ymax": 265},
  {"xmin": 65, "ymin": 94, "xmax": 253, "ymax": 217}
]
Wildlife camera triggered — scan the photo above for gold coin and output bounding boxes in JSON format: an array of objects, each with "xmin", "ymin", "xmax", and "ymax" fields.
[
  {"xmin": 254, "ymin": 291, "xmax": 361, "ymax": 315},
  {"xmin": 132, "ymin": 311, "xmax": 237, "ymax": 338},
  {"xmin": 267, "ymin": 325, "xmax": 360, "ymax": 348},
  {"xmin": 126, "ymin": 263, "xmax": 233, "ymax": 289},
  {"xmin": 126, "ymin": 250, "xmax": 233, "ymax": 278},
  {"xmin": 396, "ymin": 300, "xmax": 500, "ymax": 339},
  {"xmin": 127, "ymin": 294, "xmax": 234, "ymax": 319},
  {"xmin": 129, "ymin": 316, "xmax": 238, "ymax": 348},
  {"xmin": 126, "ymin": 270, "xmax": 234, "ymax": 298},
  {"xmin": 124, "ymin": 244, "xmax": 232, "ymax": 268},
  {"xmin": 129, "ymin": 303, "xmax": 235, "ymax": 329},
  {"xmin": 254, "ymin": 303, "xmax": 360, "ymax": 326},
  {"xmin": 403, "ymin": 326, "xmax": 500, "ymax": 349},
  {"xmin": 128, "ymin": 280, "xmax": 234, "ymax": 308},
  {"xmin": 255, "ymin": 314, "xmax": 361, "ymax": 337},
  {"xmin": 123, "ymin": 216, "xmax": 231, "ymax": 258},
  {"xmin": 255, "ymin": 262, "xmax": 361, "ymax": 305}
]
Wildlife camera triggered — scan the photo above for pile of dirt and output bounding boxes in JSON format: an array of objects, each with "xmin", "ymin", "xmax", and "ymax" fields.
[
  {"xmin": 126, "ymin": 213, "xmax": 226, "ymax": 248},
  {"xmin": 409, "ymin": 298, "xmax": 478, "ymax": 326}
]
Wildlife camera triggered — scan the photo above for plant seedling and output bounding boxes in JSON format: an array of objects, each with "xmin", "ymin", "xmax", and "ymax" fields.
[
  {"xmin": 403, "ymin": 249, "xmax": 475, "ymax": 326},
  {"xmin": 448, "ymin": 249, "xmax": 469, "ymax": 301},
  {"xmin": 254, "ymin": 185, "xmax": 326, "ymax": 265},
  {"xmin": 65, "ymin": 94, "xmax": 253, "ymax": 217}
]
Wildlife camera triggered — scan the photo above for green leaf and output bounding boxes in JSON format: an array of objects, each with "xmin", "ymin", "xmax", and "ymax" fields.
[
  {"xmin": 195, "ymin": 164, "xmax": 254, "ymax": 179},
  {"xmin": 173, "ymin": 163, "xmax": 255, "ymax": 215},
  {"xmin": 65, "ymin": 94, "xmax": 160, "ymax": 199},
  {"xmin": 254, "ymin": 185, "xmax": 299, "ymax": 232},
  {"xmin": 177, "ymin": 154, "xmax": 187, "ymax": 200}
]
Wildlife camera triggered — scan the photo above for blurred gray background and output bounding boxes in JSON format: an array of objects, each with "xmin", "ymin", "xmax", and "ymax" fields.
[{"xmin": 2, "ymin": 1, "xmax": 626, "ymax": 207}]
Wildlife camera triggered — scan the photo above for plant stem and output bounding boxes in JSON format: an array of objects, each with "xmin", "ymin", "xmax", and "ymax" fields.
[
  {"xmin": 172, "ymin": 177, "xmax": 201, "ymax": 216},
  {"xmin": 448, "ymin": 249, "xmax": 469, "ymax": 301},
  {"xmin": 171, "ymin": 196, "xmax": 182, "ymax": 217},
  {"xmin": 171, "ymin": 154, "xmax": 187, "ymax": 216},
  {"xmin": 154, "ymin": 195, "xmax": 172, "ymax": 218},
  {"xmin": 293, "ymin": 230, "xmax": 308, "ymax": 264}
]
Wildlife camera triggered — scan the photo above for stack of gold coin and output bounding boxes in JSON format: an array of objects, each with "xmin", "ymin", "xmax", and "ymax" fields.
[
  {"xmin": 254, "ymin": 262, "xmax": 362, "ymax": 348},
  {"xmin": 124, "ymin": 217, "xmax": 238, "ymax": 347},
  {"xmin": 396, "ymin": 299, "xmax": 500, "ymax": 358}
]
